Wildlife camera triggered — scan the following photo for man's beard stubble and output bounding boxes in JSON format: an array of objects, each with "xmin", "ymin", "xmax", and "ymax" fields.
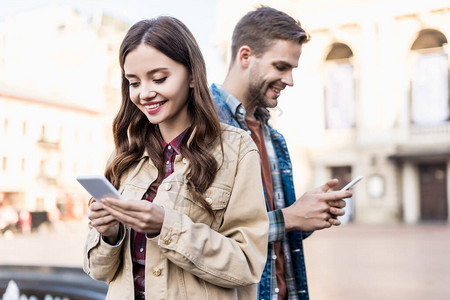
[{"xmin": 247, "ymin": 67, "xmax": 270, "ymax": 114}]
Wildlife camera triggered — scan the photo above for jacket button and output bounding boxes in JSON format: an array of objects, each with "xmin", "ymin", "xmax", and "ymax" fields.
[
  {"xmin": 164, "ymin": 183, "xmax": 172, "ymax": 191},
  {"xmin": 205, "ymin": 197, "xmax": 213, "ymax": 205},
  {"xmin": 272, "ymin": 255, "xmax": 277, "ymax": 260},
  {"xmin": 162, "ymin": 235, "xmax": 172, "ymax": 245},
  {"xmin": 274, "ymin": 288, "xmax": 279, "ymax": 293},
  {"xmin": 152, "ymin": 267, "xmax": 161, "ymax": 277}
]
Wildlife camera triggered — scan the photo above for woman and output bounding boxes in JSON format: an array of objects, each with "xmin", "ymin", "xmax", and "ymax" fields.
[{"xmin": 83, "ymin": 16, "xmax": 268, "ymax": 300}]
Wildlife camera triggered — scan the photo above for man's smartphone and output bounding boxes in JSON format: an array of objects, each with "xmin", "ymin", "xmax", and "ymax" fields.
[
  {"xmin": 340, "ymin": 176, "xmax": 363, "ymax": 191},
  {"xmin": 76, "ymin": 175, "xmax": 124, "ymax": 201}
]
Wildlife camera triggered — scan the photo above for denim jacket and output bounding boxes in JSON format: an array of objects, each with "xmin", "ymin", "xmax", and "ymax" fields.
[{"xmin": 211, "ymin": 83, "xmax": 310, "ymax": 300}]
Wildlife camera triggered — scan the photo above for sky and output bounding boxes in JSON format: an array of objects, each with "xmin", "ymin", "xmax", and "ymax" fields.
[
  {"xmin": 0, "ymin": 0, "xmax": 217, "ymax": 32},
  {"xmin": 0, "ymin": 0, "xmax": 224, "ymax": 82}
]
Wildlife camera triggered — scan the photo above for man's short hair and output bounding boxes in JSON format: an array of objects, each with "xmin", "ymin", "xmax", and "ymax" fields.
[{"xmin": 231, "ymin": 6, "xmax": 310, "ymax": 62}]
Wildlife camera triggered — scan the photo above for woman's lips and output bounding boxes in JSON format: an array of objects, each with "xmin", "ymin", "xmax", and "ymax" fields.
[{"xmin": 143, "ymin": 100, "xmax": 167, "ymax": 114}]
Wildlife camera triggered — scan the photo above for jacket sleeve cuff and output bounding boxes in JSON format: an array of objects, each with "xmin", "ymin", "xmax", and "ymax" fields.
[
  {"xmin": 302, "ymin": 231, "xmax": 313, "ymax": 239},
  {"xmin": 100, "ymin": 223, "xmax": 126, "ymax": 249},
  {"xmin": 148, "ymin": 207, "xmax": 180, "ymax": 249}
]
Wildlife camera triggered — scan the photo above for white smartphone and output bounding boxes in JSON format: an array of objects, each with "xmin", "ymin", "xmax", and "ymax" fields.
[
  {"xmin": 76, "ymin": 175, "xmax": 124, "ymax": 201},
  {"xmin": 340, "ymin": 175, "xmax": 364, "ymax": 191}
]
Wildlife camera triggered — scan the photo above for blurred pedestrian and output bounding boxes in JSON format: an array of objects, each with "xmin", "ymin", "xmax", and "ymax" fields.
[
  {"xmin": 0, "ymin": 198, "xmax": 18, "ymax": 234},
  {"xmin": 18, "ymin": 210, "xmax": 31, "ymax": 234}
]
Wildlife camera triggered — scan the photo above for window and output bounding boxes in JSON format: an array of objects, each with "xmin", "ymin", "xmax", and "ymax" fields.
[
  {"xmin": 59, "ymin": 125, "xmax": 64, "ymax": 140},
  {"xmin": 3, "ymin": 118, "xmax": 8, "ymax": 135},
  {"xmin": 40, "ymin": 160, "xmax": 46, "ymax": 174},
  {"xmin": 74, "ymin": 128, "xmax": 79, "ymax": 142},
  {"xmin": 2, "ymin": 156, "xmax": 7, "ymax": 172},
  {"xmin": 41, "ymin": 124, "xmax": 46, "ymax": 139},
  {"xmin": 324, "ymin": 43, "xmax": 355, "ymax": 129},
  {"xmin": 410, "ymin": 29, "xmax": 449, "ymax": 124}
]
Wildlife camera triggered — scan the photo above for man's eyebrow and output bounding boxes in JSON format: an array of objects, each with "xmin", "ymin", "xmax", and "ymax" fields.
[
  {"xmin": 124, "ymin": 67, "xmax": 168, "ymax": 79},
  {"xmin": 273, "ymin": 61, "xmax": 297, "ymax": 68}
]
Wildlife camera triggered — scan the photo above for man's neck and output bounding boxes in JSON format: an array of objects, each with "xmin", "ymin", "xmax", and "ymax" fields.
[{"xmin": 222, "ymin": 70, "xmax": 257, "ymax": 119}]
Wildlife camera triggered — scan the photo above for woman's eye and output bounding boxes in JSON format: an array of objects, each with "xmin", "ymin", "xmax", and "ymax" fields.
[
  {"xmin": 154, "ymin": 76, "xmax": 167, "ymax": 83},
  {"xmin": 129, "ymin": 82, "xmax": 139, "ymax": 87}
]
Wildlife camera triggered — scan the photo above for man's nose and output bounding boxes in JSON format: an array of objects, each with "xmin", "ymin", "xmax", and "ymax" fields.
[{"xmin": 281, "ymin": 72, "xmax": 294, "ymax": 86}]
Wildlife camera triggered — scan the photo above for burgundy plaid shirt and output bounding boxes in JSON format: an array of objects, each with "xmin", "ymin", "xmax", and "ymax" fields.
[{"xmin": 132, "ymin": 127, "xmax": 189, "ymax": 295}]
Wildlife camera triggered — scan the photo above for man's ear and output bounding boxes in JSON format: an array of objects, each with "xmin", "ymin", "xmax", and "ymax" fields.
[{"xmin": 238, "ymin": 45, "xmax": 253, "ymax": 68}]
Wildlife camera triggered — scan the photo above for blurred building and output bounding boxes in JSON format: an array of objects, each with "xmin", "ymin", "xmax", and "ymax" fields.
[
  {"xmin": 0, "ymin": 6, "xmax": 128, "ymax": 219},
  {"xmin": 215, "ymin": 0, "xmax": 450, "ymax": 224}
]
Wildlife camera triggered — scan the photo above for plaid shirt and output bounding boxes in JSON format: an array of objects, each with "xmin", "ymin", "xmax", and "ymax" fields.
[
  {"xmin": 211, "ymin": 84, "xmax": 298, "ymax": 300},
  {"xmin": 132, "ymin": 127, "xmax": 189, "ymax": 295},
  {"xmin": 264, "ymin": 126, "xmax": 298, "ymax": 300}
]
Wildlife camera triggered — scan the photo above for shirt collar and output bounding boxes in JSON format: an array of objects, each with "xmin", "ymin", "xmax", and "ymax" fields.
[
  {"xmin": 156, "ymin": 126, "xmax": 190, "ymax": 154},
  {"xmin": 213, "ymin": 84, "xmax": 246, "ymax": 120},
  {"xmin": 213, "ymin": 83, "xmax": 270, "ymax": 125}
]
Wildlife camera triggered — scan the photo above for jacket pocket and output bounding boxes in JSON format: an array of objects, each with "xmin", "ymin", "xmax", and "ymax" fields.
[{"xmin": 184, "ymin": 185, "xmax": 230, "ymax": 231}]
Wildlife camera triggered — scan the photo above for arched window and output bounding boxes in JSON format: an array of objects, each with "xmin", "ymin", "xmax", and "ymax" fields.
[
  {"xmin": 324, "ymin": 43, "xmax": 355, "ymax": 129},
  {"xmin": 410, "ymin": 29, "xmax": 448, "ymax": 124}
]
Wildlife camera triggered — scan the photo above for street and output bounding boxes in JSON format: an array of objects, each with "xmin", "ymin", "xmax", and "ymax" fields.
[
  {"xmin": 1, "ymin": 221, "xmax": 449, "ymax": 300},
  {"xmin": 0, "ymin": 220, "xmax": 89, "ymax": 268},
  {"xmin": 304, "ymin": 223, "xmax": 450, "ymax": 300}
]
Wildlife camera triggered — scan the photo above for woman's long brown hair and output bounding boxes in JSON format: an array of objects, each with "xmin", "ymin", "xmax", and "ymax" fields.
[{"xmin": 104, "ymin": 17, "xmax": 222, "ymax": 215}]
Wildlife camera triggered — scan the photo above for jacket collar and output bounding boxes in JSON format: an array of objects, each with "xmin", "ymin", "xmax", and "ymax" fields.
[{"xmin": 140, "ymin": 126, "xmax": 197, "ymax": 160}]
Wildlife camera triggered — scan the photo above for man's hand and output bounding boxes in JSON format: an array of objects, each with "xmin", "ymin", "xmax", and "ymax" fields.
[
  {"xmin": 101, "ymin": 197, "xmax": 165, "ymax": 235},
  {"xmin": 281, "ymin": 179, "xmax": 351, "ymax": 232}
]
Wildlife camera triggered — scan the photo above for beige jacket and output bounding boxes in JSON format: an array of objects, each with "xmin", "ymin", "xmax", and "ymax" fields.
[{"xmin": 83, "ymin": 124, "xmax": 269, "ymax": 300}]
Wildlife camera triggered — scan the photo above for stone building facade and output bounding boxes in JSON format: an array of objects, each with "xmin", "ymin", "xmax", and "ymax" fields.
[
  {"xmin": 215, "ymin": 0, "xmax": 450, "ymax": 223},
  {"xmin": 0, "ymin": 6, "xmax": 128, "ymax": 219}
]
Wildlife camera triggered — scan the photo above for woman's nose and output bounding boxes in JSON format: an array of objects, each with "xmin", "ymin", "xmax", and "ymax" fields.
[{"xmin": 140, "ymin": 89, "xmax": 157, "ymax": 101}]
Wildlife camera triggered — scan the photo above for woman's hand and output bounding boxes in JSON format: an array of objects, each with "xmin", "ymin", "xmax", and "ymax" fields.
[
  {"xmin": 101, "ymin": 197, "xmax": 165, "ymax": 235},
  {"xmin": 88, "ymin": 201, "xmax": 120, "ymax": 244}
]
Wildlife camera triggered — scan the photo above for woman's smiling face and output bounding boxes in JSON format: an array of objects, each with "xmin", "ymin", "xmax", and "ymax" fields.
[{"xmin": 124, "ymin": 44, "xmax": 193, "ymax": 134}]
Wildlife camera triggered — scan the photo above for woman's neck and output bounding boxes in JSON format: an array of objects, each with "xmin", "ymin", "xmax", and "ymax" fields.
[{"xmin": 158, "ymin": 121, "xmax": 191, "ymax": 143}]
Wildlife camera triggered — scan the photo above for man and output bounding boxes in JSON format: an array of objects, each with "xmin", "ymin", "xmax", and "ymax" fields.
[{"xmin": 211, "ymin": 6, "xmax": 352, "ymax": 300}]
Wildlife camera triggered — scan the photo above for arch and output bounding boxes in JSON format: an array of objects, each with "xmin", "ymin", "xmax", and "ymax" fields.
[
  {"xmin": 409, "ymin": 28, "xmax": 449, "ymax": 124},
  {"xmin": 411, "ymin": 29, "xmax": 447, "ymax": 50},
  {"xmin": 326, "ymin": 43, "xmax": 353, "ymax": 60}
]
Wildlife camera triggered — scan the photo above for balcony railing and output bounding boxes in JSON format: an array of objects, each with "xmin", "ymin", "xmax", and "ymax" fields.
[
  {"xmin": 36, "ymin": 137, "xmax": 60, "ymax": 150},
  {"xmin": 410, "ymin": 121, "xmax": 450, "ymax": 137}
]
